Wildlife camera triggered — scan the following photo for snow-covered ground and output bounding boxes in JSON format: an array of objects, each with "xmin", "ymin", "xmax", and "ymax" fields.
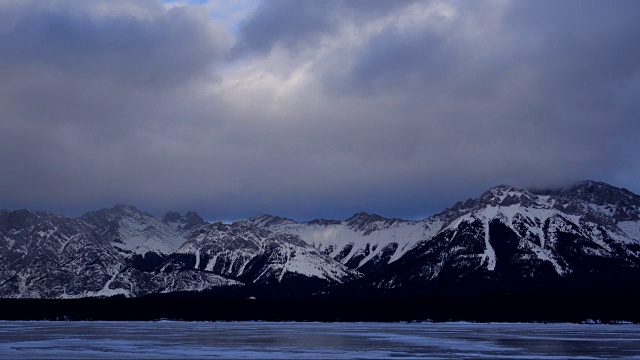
[{"xmin": 0, "ymin": 321, "xmax": 639, "ymax": 359}]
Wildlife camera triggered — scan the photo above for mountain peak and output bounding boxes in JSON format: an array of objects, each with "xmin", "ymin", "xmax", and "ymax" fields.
[
  {"xmin": 162, "ymin": 211, "xmax": 182, "ymax": 223},
  {"xmin": 345, "ymin": 212, "xmax": 402, "ymax": 235},
  {"xmin": 161, "ymin": 211, "xmax": 205, "ymax": 231},
  {"xmin": 105, "ymin": 204, "xmax": 158, "ymax": 220},
  {"xmin": 181, "ymin": 211, "xmax": 205, "ymax": 230},
  {"xmin": 248, "ymin": 214, "xmax": 296, "ymax": 227},
  {"xmin": 562, "ymin": 180, "xmax": 639, "ymax": 204},
  {"xmin": 472, "ymin": 185, "xmax": 541, "ymax": 209},
  {"xmin": 346, "ymin": 212, "xmax": 384, "ymax": 222},
  {"xmin": 549, "ymin": 180, "xmax": 640, "ymax": 222},
  {"xmin": 112, "ymin": 204, "xmax": 140, "ymax": 212}
]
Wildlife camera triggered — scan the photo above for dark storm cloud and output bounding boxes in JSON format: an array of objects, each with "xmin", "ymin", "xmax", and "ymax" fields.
[
  {"xmin": 1, "ymin": 3, "xmax": 224, "ymax": 87},
  {"xmin": 1, "ymin": 0, "xmax": 639, "ymax": 221},
  {"xmin": 334, "ymin": 25, "xmax": 455, "ymax": 94},
  {"xmin": 0, "ymin": 0, "xmax": 232, "ymax": 215},
  {"xmin": 229, "ymin": 0, "xmax": 640, "ymax": 218}
]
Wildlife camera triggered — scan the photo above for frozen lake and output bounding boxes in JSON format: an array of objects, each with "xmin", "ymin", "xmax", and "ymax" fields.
[{"xmin": 1, "ymin": 321, "xmax": 639, "ymax": 359}]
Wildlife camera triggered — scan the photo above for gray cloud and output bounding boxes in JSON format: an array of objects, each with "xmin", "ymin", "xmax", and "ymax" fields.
[
  {"xmin": 233, "ymin": 0, "xmax": 418, "ymax": 55},
  {"xmin": 0, "ymin": 0, "xmax": 232, "ymax": 213},
  {"xmin": 316, "ymin": 1, "xmax": 640, "ymax": 189},
  {"xmin": 0, "ymin": 0, "xmax": 639, "ymax": 221}
]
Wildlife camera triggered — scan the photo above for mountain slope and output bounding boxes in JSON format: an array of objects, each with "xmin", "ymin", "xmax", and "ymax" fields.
[
  {"xmin": 0, "ymin": 209, "xmax": 125, "ymax": 298},
  {"xmin": 1, "ymin": 180, "xmax": 639, "ymax": 300},
  {"xmin": 358, "ymin": 181, "xmax": 640, "ymax": 294},
  {"xmin": 161, "ymin": 221, "xmax": 360, "ymax": 288},
  {"xmin": 0, "ymin": 209, "xmax": 239, "ymax": 298},
  {"xmin": 247, "ymin": 213, "xmax": 442, "ymax": 273},
  {"xmin": 80, "ymin": 205, "xmax": 206, "ymax": 271}
]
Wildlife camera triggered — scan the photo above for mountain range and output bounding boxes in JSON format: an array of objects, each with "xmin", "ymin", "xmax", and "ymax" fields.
[{"xmin": 1, "ymin": 180, "xmax": 639, "ymax": 300}]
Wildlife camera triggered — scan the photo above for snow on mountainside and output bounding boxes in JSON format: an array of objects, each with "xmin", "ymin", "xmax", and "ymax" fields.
[
  {"xmin": 0, "ymin": 209, "xmax": 124, "ymax": 298},
  {"xmin": 88, "ymin": 268, "xmax": 240, "ymax": 298},
  {"xmin": 1, "ymin": 180, "xmax": 640, "ymax": 299},
  {"xmin": 363, "ymin": 181, "xmax": 640, "ymax": 292},
  {"xmin": 80, "ymin": 205, "xmax": 205, "ymax": 257},
  {"xmin": 162, "ymin": 221, "xmax": 360, "ymax": 286},
  {"xmin": 248, "ymin": 213, "xmax": 443, "ymax": 273},
  {"xmin": 0, "ymin": 209, "xmax": 239, "ymax": 298}
]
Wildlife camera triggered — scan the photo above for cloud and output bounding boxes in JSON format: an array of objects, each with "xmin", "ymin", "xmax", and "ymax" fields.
[
  {"xmin": 233, "ymin": 0, "xmax": 419, "ymax": 56},
  {"xmin": 0, "ymin": 0, "xmax": 639, "ymax": 221},
  {"xmin": 0, "ymin": 0, "xmax": 232, "ymax": 211}
]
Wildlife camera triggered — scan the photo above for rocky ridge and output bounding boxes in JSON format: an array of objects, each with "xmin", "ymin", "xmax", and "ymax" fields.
[{"xmin": 0, "ymin": 180, "xmax": 639, "ymax": 298}]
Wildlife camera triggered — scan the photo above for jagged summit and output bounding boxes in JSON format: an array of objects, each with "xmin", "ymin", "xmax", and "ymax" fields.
[
  {"xmin": 555, "ymin": 181, "xmax": 640, "ymax": 220},
  {"xmin": 0, "ymin": 208, "xmax": 42, "ymax": 231},
  {"xmin": 163, "ymin": 211, "xmax": 206, "ymax": 232},
  {"xmin": 162, "ymin": 211, "xmax": 182, "ymax": 223},
  {"xmin": 248, "ymin": 214, "xmax": 296, "ymax": 228},
  {"xmin": 438, "ymin": 185, "xmax": 548, "ymax": 226},
  {"xmin": 109, "ymin": 204, "xmax": 153, "ymax": 217},
  {"xmin": 345, "ymin": 212, "xmax": 387, "ymax": 228},
  {"xmin": 475, "ymin": 185, "xmax": 542, "ymax": 209},
  {"xmin": 530, "ymin": 180, "xmax": 637, "ymax": 204},
  {"xmin": 526, "ymin": 181, "xmax": 640, "ymax": 223},
  {"xmin": 80, "ymin": 205, "xmax": 205, "ymax": 257},
  {"xmin": 442, "ymin": 180, "xmax": 638, "ymax": 217}
]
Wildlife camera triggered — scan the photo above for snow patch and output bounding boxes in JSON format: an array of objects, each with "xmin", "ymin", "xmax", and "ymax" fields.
[
  {"xmin": 480, "ymin": 220, "xmax": 496, "ymax": 271},
  {"xmin": 618, "ymin": 221, "xmax": 640, "ymax": 242}
]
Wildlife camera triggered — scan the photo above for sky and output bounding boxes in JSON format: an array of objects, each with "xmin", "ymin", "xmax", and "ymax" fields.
[{"xmin": 0, "ymin": 0, "xmax": 639, "ymax": 221}]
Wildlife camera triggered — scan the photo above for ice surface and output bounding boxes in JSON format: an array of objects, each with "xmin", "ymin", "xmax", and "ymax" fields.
[{"xmin": 1, "ymin": 321, "xmax": 639, "ymax": 359}]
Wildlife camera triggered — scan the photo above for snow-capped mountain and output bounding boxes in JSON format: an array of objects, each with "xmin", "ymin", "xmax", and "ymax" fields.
[
  {"xmin": 1, "ymin": 180, "xmax": 639, "ymax": 299},
  {"xmin": 0, "ymin": 209, "xmax": 124, "ymax": 298},
  {"xmin": 247, "ymin": 213, "xmax": 441, "ymax": 273},
  {"xmin": 361, "ymin": 181, "xmax": 640, "ymax": 293},
  {"xmin": 0, "ymin": 208, "xmax": 239, "ymax": 298},
  {"xmin": 80, "ymin": 205, "xmax": 205, "ymax": 259},
  {"xmin": 161, "ymin": 221, "xmax": 359, "ymax": 287}
]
